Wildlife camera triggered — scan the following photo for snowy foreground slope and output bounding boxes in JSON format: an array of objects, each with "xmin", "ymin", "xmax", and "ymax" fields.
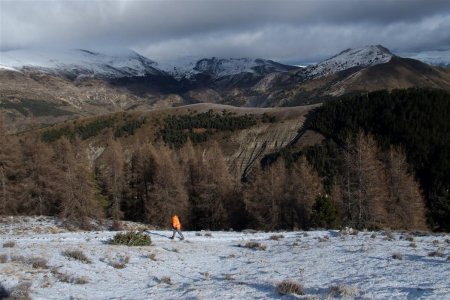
[{"xmin": 1, "ymin": 217, "xmax": 449, "ymax": 300}]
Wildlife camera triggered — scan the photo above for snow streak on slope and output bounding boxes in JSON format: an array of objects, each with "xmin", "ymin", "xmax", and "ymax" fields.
[
  {"xmin": 1, "ymin": 217, "xmax": 450, "ymax": 299},
  {"xmin": 403, "ymin": 50, "xmax": 450, "ymax": 67},
  {"xmin": 305, "ymin": 45, "xmax": 393, "ymax": 78},
  {"xmin": 0, "ymin": 49, "xmax": 161, "ymax": 78}
]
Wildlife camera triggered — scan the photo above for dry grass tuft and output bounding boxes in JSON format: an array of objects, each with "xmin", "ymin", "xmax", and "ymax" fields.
[
  {"xmin": 102, "ymin": 254, "xmax": 130, "ymax": 269},
  {"xmin": 62, "ymin": 249, "xmax": 92, "ymax": 264},
  {"xmin": 241, "ymin": 241, "xmax": 267, "ymax": 251},
  {"xmin": 223, "ymin": 274, "xmax": 235, "ymax": 281},
  {"xmin": 392, "ymin": 253, "xmax": 403, "ymax": 260},
  {"xmin": 30, "ymin": 257, "xmax": 49, "ymax": 269},
  {"xmin": 328, "ymin": 285, "xmax": 359, "ymax": 298},
  {"xmin": 405, "ymin": 235, "xmax": 414, "ymax": 242},
  {"xmin": 0, "ymin": 254, "xmax": 7, "ymax": 263},
  {"xmin": 3, "ymin": 241, "xmax": 15, "ymax": 248},
  {"xmin": 270, "ymin": 234, "xmax": 284, "ymax": 241},
  {"xmin": 318, "ymin": 236, "xmax": 330, "ymax": 242},
  {"xmin": 428, "ymin": 251, "xmax": 445, "ymax": 258},
  {"xmin": 160, "ymin": 276, "xmax": 172, "ymax": 285},
  {"xmin": 148, "ymin": 252, "xmax": 157, "ymax": 261},
  {"xmin": 51, "ymin": 268, "xmax": 89, "ymax": 284},
  {"xmin": 7, "ymin": 282, "xmax": 32, "ymax": 300},
  {"xmin": 276, "ymin": 280, "xmax": 304, "ymax": 296}
]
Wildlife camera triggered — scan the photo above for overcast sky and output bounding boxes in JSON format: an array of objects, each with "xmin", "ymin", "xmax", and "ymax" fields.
[{"xmin": 1, "ymin": 0, "xmax": 449, "ymax": 63}]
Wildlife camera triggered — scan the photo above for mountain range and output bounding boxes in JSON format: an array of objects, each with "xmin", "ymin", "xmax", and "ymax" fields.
[{"xmin": 1, "ymin": 45, "xmax": 449, "ymax": 132}]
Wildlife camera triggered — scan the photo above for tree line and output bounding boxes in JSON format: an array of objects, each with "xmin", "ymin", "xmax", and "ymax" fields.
[{"xmin": 0, "ymin": 118, "xmax": 428, "ymax": 231}]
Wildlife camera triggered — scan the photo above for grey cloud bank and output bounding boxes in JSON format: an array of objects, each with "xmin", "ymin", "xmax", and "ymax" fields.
[{"xmin": 1, "ymin": 0, "xmax": 449, "ymax": 63}]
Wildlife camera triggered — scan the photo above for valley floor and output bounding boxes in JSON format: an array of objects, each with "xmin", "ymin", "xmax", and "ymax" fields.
[{"xmin": 1, "ymin": 217, "xmax": 449, "ymax": 299}]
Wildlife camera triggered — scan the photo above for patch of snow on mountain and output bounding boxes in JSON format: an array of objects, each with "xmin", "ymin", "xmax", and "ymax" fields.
[
  {"xmin": 156, "ymin": 56, "xmax": 201, "ymax": 79},
  {"xmin": 306, "ymin": 45, "xmax": 393, "ymax": 78},
  {"xmin": 402, "ymin": 50, "xmax": 450, "ymax": 67},
  {"xmin": 0, "ymin": 48, "xmax": 161, "ymax": 78},
  {"xmin": 158, "ymin": 57, "xmax": 297, "ymax": 79}
]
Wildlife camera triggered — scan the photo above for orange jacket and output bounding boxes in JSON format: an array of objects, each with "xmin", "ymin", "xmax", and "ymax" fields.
[{"xmin": 172, "ymin": 215, "xmax": 181, "ymax": 230}]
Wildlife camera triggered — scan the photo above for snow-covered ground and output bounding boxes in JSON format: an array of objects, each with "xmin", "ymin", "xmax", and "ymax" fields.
[{"xmin": 1, "ymin": 217, "xmax": 450, "ymax": 299}]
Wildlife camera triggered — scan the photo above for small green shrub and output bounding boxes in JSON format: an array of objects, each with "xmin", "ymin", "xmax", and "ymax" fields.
[
  {"xmin": 310, "ymin": 195, "xmax": 341, "ymax": 229},
  {"xmin": 109, "ymin": 232, "xmax": 151, "ymax": 246},
  {"xmin": 277, "ymin": 280, "xmax": 304, "ymax": 296}
]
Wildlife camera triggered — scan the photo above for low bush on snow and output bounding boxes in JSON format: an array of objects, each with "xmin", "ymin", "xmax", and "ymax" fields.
[
  {"xmin": 109, "ymin": 232, "xmax": 151, "ymax": 246},
  {"xmin": 276, "ymin": 280, "xmax": 304, "ymax": 296},
  {"xmin": 62, "ymin": 249, "xmax": 92, "ymax": 264}
]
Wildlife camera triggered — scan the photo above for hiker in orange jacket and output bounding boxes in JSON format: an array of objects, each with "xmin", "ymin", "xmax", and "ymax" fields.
[{"xmin": 170, "ymin": 214, "xmax": 184, "ymax": 240}]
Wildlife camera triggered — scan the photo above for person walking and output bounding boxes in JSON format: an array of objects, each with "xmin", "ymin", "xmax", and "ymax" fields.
[{"xmin": 170, "ymin": 214, "xmax": 184, "ymax": 240}]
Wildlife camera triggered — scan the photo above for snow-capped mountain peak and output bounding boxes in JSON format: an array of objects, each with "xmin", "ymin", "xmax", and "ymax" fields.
[
  {"xmin": 0, "ymin": 48, "xmax": 161, "ymax": 78},
  {"xmin": 306, "ymin": 45, "xmax": 393, "ymax": 78}
]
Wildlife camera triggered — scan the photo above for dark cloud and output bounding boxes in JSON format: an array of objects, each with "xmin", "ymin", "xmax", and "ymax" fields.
[{"xmin": 1, "ymin": 0, "xmax": 449, "ymax": 62}]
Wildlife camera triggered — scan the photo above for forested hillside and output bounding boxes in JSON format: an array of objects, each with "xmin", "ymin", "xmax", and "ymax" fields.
[
  {"xmin": 303, "ymin": 88, "xmax": 450, "ymax": 230},
  {"xmin": 0, "ymin": 89, "xmax": 448, "ymax": 231}
]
